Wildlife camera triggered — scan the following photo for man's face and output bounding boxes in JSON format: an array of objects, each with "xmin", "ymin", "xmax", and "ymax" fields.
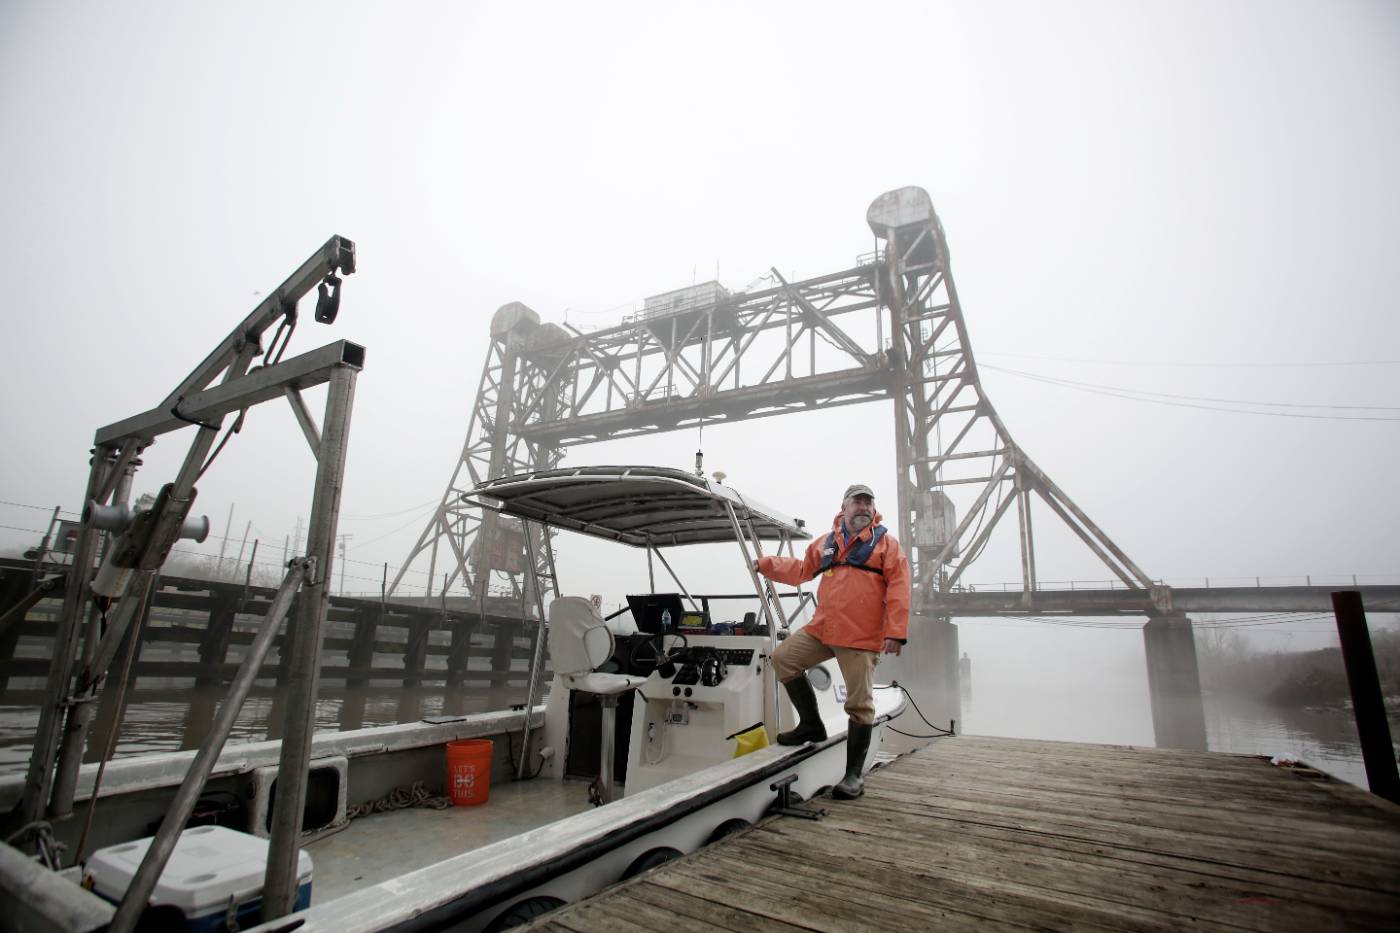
[{"xmin": 842, "ymin": 494, "xmax": 875, "ymax": 532}]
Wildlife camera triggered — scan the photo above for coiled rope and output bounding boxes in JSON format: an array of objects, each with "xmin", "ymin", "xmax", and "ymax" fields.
[{"xmin": 346, "ymin": 781, "xmax": 452, "ymax": 820}]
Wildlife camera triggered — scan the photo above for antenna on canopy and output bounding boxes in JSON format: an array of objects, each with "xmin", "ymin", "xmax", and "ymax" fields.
[{"xmin": 695, "ymin": 419, "xmax": 704, "ymax": 477}]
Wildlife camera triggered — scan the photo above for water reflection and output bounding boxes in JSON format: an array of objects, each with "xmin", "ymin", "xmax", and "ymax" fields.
[
  {"xmin": 1201, "ymin": 691, "xmax": 1398, "ymax": 790},
  {"xmin": 955, "ymin": 668, "xmax": 1394, "ymax": 791},
  {"xmin": 0, "ymin": 679, "xmax": 545, "ymax": 774}
]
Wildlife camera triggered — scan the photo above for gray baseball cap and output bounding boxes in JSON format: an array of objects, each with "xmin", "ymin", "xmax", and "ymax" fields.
[{"xmin": 843, "ymin": 484, "xmax": 875, "ymax": 500}]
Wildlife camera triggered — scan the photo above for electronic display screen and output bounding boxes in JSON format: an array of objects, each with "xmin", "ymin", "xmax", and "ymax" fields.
[{"xmin": 625, "ymin": 592, "xmax": 688, "ymax": 636}]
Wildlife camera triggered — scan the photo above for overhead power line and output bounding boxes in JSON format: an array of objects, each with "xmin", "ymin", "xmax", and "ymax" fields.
[
  {"xmin": 341, "ymin": 496, "xmax": 442, "ymax": 520},
  {"xmin": 0, "ymin": 500, "xmax": 77, "ymax": 515},
  {"xmin": 981, "ymin": 352, "xmax": 1400, "ymax": 369},
  {"xmin": 982, "ymin": 364, "xmax": 1400, "ymax": 422},
  {"xmin": 354, "ymin": 501, "xmax": 442, "ymax": 549},
  {"xmin": 985, "ymin": 366, "xmax": 1400, "ymax": 411}
]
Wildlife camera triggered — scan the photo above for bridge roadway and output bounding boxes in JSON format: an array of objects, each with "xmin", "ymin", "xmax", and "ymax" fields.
[
  {"xmin": 523, "ymin": 735, "xmax": 1400, "ymax": 932},
  {"xmin": 924, "ymin": 584, "xmax": 1400, "ymax": 617}
]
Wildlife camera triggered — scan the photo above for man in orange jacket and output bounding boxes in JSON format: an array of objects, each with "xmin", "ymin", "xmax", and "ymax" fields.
[{"xmin": 755, "ymin": 483, "xmax": 910, "ymax": 799}]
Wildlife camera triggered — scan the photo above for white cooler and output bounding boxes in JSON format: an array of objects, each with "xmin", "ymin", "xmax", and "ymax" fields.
[{"xmin": 84, "ymin": 825, "xmax": 312, "ymax": 931}]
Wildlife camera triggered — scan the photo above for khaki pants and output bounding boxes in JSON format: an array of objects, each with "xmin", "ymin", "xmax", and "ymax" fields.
[{"xmin": 771, "ymin": 627, "xmax": 879, "ymax": 725}]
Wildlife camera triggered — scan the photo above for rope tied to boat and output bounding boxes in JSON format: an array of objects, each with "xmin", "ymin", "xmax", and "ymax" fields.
[
  {"xmin": 5, "ymin": 820, "xmax": 63, "ymax": 870},
  {"xmin": 346, "ymin": 781, "xmax": 452, "ymax": 820}
]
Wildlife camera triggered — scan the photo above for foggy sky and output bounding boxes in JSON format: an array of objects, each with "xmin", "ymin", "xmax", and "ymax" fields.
[{"xmin": 1, "ymin": 1, "xmax": 1397, "ymax": 666}]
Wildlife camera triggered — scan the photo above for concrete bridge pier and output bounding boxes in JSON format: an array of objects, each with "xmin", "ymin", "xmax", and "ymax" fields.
[
  {"xmin": 1142, "ymin": 612, "xmax": 1208, "ymax": 750},
  {"xmin": 879, "ymin": 613, "xmax": 960, "ymax": 754}
]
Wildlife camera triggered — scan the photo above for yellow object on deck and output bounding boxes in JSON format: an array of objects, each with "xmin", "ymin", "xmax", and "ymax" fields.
[{"xmin": 732, "ymin": 724, "xmax": 769, "ymax": 757}]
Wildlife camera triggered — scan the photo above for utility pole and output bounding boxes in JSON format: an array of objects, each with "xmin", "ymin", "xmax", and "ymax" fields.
[
  {"xmin": 215, "ymin": 503, "xmax": 235, "ymax": 575},
  {"xmin": 337, "ymin": 533, "xmax": 352, "ymax": 596},
  {"xmin": 27, "ymin": 506, "xmax": 61, "ymax": 582},
  {"xmin": 233, "ymin": 520, "xmax": 252, "ymax": 579}
]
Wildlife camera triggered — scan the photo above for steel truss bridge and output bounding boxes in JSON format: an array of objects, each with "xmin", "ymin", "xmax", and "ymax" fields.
[
  {"xmin": 393, "ymin": 186, "xmax": 1393, "ymax": 750},
  {"xmin": 938, "ymin": 584, "xmax": 1400, "ymax": 617}
]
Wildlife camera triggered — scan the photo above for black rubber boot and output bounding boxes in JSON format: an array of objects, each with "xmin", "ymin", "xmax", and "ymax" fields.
[
  {"xmin": 776, "ymin": 675, "xmax": 827, "ymax": 746},
  {"xmin": 832, "ymin": 720, "xmax": 873, "ymax": 799}
]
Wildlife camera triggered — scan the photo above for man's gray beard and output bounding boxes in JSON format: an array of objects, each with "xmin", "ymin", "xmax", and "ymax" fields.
[{"xmin": 849, "ymin": 515, "xmax": 871, "ymax": 529}]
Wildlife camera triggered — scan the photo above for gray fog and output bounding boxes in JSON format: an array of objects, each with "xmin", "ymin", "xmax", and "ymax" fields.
[{"xmin": 2, "ymin": 0, "xmax": 1397, "ymax": 706}]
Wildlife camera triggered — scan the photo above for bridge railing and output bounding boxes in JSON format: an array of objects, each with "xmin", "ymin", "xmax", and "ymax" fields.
[{"xmin": 956, "ymin": 574, "xmax": 1399, "ymax": 593}]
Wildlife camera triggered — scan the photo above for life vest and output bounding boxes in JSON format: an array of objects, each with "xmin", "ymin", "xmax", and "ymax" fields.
[{"xmin": 817, "ymin": 525, "xmax": 887, "ymax": 576}]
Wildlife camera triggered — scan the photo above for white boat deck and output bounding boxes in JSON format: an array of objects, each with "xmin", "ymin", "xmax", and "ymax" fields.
[{"xmin": 306, "ymin": 779, "xmax": 593, "ymax": 903}]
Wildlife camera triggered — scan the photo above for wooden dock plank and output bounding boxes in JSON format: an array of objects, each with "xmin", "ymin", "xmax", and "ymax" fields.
[
  {"xmin": 521, "ymin": 736, "xmax": 1400, "ymax": 932},
  {"xmin": 657, "ymin": 846, "xmax": 1128, "ymax": 931},
  {"xmin": 624, "ymin": 882, "xmax": 815, "ymax": 932},
  {"xmin": 641, "ymin": 860, "xmax": 1025, "ymax": 933},
  {"xmin": 747, "ymin": 812, "xmax": 1393, "ymax": 930},
  {"xmin": 868, "ymin": 772, "xmax": 1400, "ymax": 873},
  {"xmin": 841, "ymin": 796, "xmax": 1395, "ymax": 908},
  {"xmin": 865, "ymin": 779, "xmax": 1400, "ymax": 869},
  {"xmin": 875, "ymin": 742, "xmax": 1400, "ymax": 849}
]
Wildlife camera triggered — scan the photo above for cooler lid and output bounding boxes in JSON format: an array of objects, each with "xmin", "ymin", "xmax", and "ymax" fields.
[{"xmin": 85, "ymin": 825, "xmax": 312, "ymax": 914}]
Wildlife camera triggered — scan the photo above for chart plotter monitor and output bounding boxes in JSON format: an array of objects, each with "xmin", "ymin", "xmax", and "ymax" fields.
[{"xmin": 625, "ymin": 593, "xmax": 689, "ymax": 636}]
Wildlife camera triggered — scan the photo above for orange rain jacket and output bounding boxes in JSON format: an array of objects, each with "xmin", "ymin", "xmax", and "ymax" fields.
[{"xmin": 757, "ymin": 510, "xmax": 911, "ymax": 652}]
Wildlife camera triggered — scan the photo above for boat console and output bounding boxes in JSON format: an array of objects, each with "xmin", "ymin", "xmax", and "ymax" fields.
[
  {"xmin": 549, "ymin": 606, "xmax": 780, "ymax": 797},
  {"xmin": 624, "ymin": 633, "xmax": 774, "ymax": 795}
]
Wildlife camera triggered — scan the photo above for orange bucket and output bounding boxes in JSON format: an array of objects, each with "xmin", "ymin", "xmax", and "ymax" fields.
[{"xmin": 445, "ymin": 739, "xmax": 493, "ymax": 806}]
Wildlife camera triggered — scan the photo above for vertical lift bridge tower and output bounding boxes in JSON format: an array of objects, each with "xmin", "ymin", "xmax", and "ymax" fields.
[{"xmin": 393, "ymin": 187, "xmax": 1205, "ymax": 750}]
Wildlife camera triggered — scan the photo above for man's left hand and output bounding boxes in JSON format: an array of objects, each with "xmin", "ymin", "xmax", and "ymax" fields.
[{"xmin": 882, "ymin": 638, "xmax": 903, "ymax": 656}]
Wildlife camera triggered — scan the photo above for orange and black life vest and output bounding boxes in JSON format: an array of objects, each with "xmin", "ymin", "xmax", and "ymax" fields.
[{"xmin": 818, "ymin": 525, "xmax": 888, "ymax": 576}]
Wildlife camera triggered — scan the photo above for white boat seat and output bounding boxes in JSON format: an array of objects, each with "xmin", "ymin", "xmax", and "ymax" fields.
[
  {"xmin": 548, "ymin": 597, "xmax": 647, "ymax": 695},
  {"xmin": 548, "ymin": 596, "xmax": 646, "ymax": 805},
  {"xmin": 561, "ymin": 671, "xmax": 644, "ymax": 696}
]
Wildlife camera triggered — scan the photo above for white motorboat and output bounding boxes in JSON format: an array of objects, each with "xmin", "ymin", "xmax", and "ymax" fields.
[{"xmin": 1, "ymin": 465, "xmax": 906, "ymax": 933}]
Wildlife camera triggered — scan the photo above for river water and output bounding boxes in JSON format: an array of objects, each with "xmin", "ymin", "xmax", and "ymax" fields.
[
  {"xmin": 957, "ymin": 664, "xmax": 1397, "ymax": 791},
  {"xmin": 2, "ymin": 675, "xmax": 1393, "ymax": 793}
]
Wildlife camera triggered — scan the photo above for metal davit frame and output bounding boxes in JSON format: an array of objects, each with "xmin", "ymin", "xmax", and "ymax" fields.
[{"xmin": 1, "ymin": 237, "xmax": 362, "ymax": 928}]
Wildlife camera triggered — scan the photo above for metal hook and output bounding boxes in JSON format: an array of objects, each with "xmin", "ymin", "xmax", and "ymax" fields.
[{"xmin": 314, "ymin": 273, "xmax": 342, "ymax": 324}]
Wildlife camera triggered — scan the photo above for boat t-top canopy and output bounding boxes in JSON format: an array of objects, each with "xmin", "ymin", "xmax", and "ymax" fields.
[{"xmin": 467, "ymin": 466, "xmax": 810, "ymax": 547}]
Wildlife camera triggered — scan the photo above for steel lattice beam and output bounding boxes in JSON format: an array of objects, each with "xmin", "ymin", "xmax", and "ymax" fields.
[
  {"xmin": 394, "ymin": 189, "xmax": 1153, "ymax": 617},
  {"xmin": 389, "ymin": 304, "xmax": 563, "ymax": 604},
  {"xmin": 516, "ymin": 267, "xmax": 888, "ymax": 445},
  {"xmin": 871, "ymin": 188, "xmax": 1153, "ymax": 612}
]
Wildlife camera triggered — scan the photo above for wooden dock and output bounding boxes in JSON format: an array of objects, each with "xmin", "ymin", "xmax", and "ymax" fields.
[{"xmin": 526, "ymin": 735, "xmax": 1400, "ymax": 931}]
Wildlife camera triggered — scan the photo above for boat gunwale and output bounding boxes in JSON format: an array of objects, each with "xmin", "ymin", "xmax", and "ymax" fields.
[{"xmin": 0, "ymin": 709, "xmax": 541, "ymax": 809}]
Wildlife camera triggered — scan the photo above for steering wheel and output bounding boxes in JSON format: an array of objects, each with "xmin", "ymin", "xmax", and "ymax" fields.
[{"xmin": 627, "ymin": 632, "xmax": 689, "ymax": 675}]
